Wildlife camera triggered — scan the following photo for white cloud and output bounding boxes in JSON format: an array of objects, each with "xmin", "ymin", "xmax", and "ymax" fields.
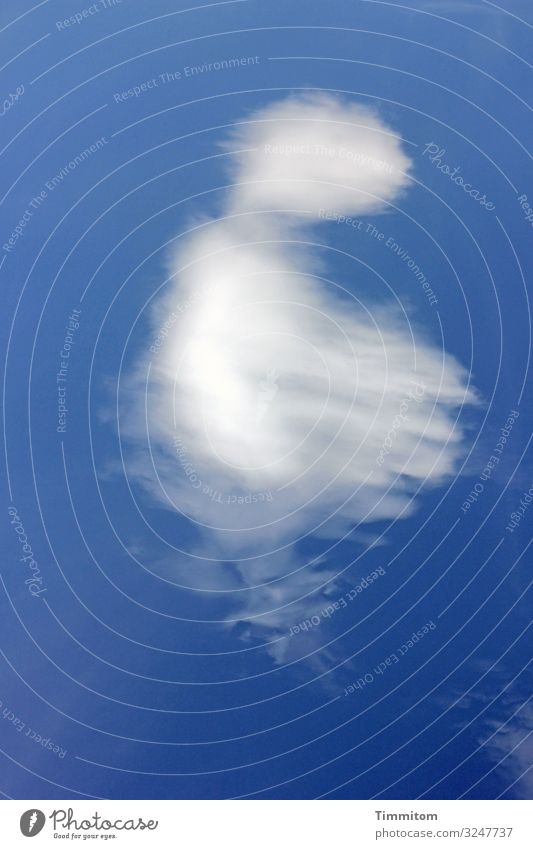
[
  {"xmin": 140, "ymin": 219, "xmax": 472, "ymax": 536},
  {"xmin": 223, "ymin": 93, "xmax": 412, "ymax": 217},
  {"xmin": 480, "ymin": 699, "xmax": 533, "ymax": 798},
  {"xmin": 121, "ymin": 94, "xmax": 477, "ymax": 662}
]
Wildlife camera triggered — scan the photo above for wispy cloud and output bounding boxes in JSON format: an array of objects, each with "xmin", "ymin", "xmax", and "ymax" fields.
[
  {"xmin": 478, "ymin": 693, "xmax": 533, "ymax": 798},
  {"xmin": 120, "ymin": 94, "xmax": 477, "ymax": 662}
]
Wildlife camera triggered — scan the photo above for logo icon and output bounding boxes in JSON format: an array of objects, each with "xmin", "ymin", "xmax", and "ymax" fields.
[
  {"xmin": 20, "ymin": 810, "xmax": 45, "ymax": 837},
  {"xmin": 255, "ymin": 368, "xmax": 279, "ymax": 425}
]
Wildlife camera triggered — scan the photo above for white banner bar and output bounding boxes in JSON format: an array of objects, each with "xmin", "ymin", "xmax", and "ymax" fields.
[{"xmin": 1, "ymin": 800, "xmax": 531, "ymax": 847}]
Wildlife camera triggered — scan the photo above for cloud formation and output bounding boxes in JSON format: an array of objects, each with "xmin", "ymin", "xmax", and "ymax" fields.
[
  {"xmin": 121, "ymin": 94, "xmax": 476, "ymax": 661},
  {"xmin": 223, "ymin": 93, "xmax": 412, "ymax": 216}
]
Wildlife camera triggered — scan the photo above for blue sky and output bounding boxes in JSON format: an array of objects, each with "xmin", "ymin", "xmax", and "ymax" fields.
[{"xmin": 1, "ymin": 0, "xmax": 532, "ymax": 800}]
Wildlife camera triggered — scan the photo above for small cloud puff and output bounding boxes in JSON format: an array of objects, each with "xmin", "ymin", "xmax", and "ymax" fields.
[{"xmin": 223, "ymin": 93, "xmax": 412, "ymax": 217}]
